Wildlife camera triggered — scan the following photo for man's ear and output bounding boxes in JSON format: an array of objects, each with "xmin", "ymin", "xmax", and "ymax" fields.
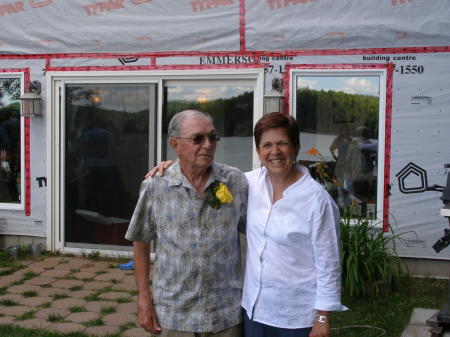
[{"xmin": 169, "ymin": 137, "xmax": 178, "ymax": 153}]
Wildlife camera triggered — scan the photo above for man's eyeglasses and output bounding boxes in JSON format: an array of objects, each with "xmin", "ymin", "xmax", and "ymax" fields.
[{"xmin": 176, "ymin": 133, "xmax": 220, "ymax": 145}]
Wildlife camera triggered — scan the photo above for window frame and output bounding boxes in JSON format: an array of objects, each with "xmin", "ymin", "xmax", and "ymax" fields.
[
  {"xmin": 289, "ymin": 67, "xmax": 388, "ymax": 225},
  {"xmin": 0, "ymin": 72, "xmax": 25, "ymax": 210}
]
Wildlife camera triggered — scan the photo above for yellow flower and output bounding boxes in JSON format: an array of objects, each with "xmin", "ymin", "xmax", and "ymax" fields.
[{"xmin": 215, "ymin": 183, "xmax": 233, "ymax": 204}]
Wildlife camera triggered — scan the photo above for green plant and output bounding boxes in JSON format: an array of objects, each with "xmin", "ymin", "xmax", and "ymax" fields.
[
  {"xmin": 87, "ymin": 251, "xmax": 101, "ymax": 260},
  {"xmin": 52, "ymin": 293, "xmax": 68, "ymax": 300},
  {"xmin": 100, "ymin": 306, "xmax": 116, "ymax": 315},
  {"xmin": 69, "ymin": 285, "xmax": 82, "ymax": 291},
  {"xmin": 0, "ymin": 299, "xmax": 19, "ymax": 306},
  {"xmin": 14, "ymin": 310, "xmax": 35, "ymax": 321},
  {"xmin": 82, "ymin": 318, "xmax": 103, "ymax": 327},
  {"xmin": 115, "ymin": 297, "xmax": 132, "ymax": 303},
  {"xmin": 47, "ymin": 314, "xmax": 65, "ymax": 323},
  {"xmin": 22, "ymin": 291, "xmax": 38, "ymax": 298},
  {"xmin": 340, "ymin": 212, "xmax": 410, "ymax": 296},
  {"xmin": 68, "ymin": 306, "xmax": 87, "ymax": 313}
]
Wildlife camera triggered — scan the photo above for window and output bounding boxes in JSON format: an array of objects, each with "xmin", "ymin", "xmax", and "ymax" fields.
[
  {"xmin": 162, "ymin": 80, "xmax": 256, "ymax": 172},
  {"xmin": 0, "ymin": 75, "xmax": 23, "ymax": 208},
  {"xmin": 292, "ymin": 70, "xmax": 386, "ymax": 220}
]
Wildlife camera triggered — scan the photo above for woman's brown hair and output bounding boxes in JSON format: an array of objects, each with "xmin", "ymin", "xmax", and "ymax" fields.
[{"xmin": 254, "ymin": 112, "xmax": 300, "ymax": 148}]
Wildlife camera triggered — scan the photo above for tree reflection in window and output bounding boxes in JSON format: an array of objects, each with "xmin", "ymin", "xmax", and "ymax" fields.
[
  {"xmin": 0, "ymin": 77, "xmax": 21, "ymax": 204},
  {"xmin": 296, "ymin": 76, "xmax": 380, "ymax": 219}
]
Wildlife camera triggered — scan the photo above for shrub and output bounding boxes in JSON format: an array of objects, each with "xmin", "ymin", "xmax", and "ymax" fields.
[{"xmin": 340, "ymin": 212, "xmax": 410, "ymax": 296}]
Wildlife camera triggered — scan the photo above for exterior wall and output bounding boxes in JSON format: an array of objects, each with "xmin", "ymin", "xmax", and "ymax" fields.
[{"xmin": 0, "ymin": 0, "xmax": 449, "ymax": 261}]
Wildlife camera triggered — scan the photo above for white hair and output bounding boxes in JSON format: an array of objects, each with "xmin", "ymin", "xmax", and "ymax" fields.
[{"xmin": 168, "ymin": 110, "xmax": 214, "ymax": 137}]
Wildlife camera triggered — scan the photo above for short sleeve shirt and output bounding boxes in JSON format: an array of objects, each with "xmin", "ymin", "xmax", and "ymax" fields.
[{"xmin": 125, "ymin": 161, "xmax": 248, "ymax": 333}]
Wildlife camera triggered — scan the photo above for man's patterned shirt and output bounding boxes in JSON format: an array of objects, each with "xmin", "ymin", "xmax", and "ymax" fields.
[{"xmin": 125, "ymin": 161, "xmax": 248, "ymax": 333}]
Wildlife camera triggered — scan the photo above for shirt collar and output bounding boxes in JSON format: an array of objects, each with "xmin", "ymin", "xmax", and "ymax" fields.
[{"xmin": 168, "ymin": 160, "xmax": 227, "ymax": 189}]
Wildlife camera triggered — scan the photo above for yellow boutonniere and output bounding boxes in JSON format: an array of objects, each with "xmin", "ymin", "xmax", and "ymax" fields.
[
  {"xmin": 206, "ymin": 182, "xmax": 233, "ymax": 209},
  {"xmin": 215, "ymin": 183, "xmax": 234, "ymax": 204}
]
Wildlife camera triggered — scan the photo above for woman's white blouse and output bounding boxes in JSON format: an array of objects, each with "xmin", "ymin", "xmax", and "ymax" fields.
[{"xmin": 241, "ymin": 165, "xmax": 347, "ymax": 329}]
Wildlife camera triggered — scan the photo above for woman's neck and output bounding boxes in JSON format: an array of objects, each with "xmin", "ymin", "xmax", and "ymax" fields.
[{"xmin": 269, "ymin": 166, "xmax": 302, "ymax": 203}]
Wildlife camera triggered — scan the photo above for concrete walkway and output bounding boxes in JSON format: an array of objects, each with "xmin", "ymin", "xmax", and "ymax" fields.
[
  {"xmin": 0, "ymin": 255, "xmax": 153, "ymax": 337},
  {"xmin": 401, "ymin": 308, "xmax": 450, "ymax": 337}
]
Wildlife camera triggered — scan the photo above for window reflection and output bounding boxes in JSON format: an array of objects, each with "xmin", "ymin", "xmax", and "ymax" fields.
[
  {"xmin": 0, "ymin": 78, "xmax": 21, "ymax": 204},
  {"xmin": 296, "ymin": 76, "xmax": 380, "ymax": 219},
  {"xmin": 163, "ymin": 83, "xmax": 254, "ymax": 172},
  {"xmin": 65, "ymin": 84, "xmax": 151, "ymax": 246}
]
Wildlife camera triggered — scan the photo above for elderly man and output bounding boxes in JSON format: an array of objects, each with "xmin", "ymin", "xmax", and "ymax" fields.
[{"xmin": 125, "ymin": 110, "xmax": 248, "ymax": 337}]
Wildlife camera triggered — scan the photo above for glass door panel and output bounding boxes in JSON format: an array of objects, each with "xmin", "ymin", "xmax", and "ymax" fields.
[
  {"xmin": 162, "ymin": 81, "xmax": 255, "ymax": 172},
  {"xmin": 295, "ymin": 75, "xmax": 380, "ymax": 219},
  {"xmin": 64, "ymin": 84, "xmax": 155, "ymax": 247}
]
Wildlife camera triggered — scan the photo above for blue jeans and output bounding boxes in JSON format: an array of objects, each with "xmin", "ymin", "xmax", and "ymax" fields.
[{"xmin": 244, "ymin": 314, "xmax": 312, "ymax": 337}]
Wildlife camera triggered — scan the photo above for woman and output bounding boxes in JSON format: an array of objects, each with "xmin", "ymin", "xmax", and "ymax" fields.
[
  {"xmin": 147, "ymin": 112, "xmax": 346, "ymax": 337},
  {"xmin": 242, "ymin": 112, "xmax": 346, "ymax": 337}
]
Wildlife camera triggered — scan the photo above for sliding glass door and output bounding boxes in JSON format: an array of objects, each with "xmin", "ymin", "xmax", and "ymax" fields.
[{"xmin": 63, "ymin": 83, "xmax": 156, "ymax": 248}]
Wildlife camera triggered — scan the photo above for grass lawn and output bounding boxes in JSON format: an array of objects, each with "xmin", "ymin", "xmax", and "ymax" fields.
[{"xmin": 331, "ymin": 277, "xmax": 448, "ymax": 337}]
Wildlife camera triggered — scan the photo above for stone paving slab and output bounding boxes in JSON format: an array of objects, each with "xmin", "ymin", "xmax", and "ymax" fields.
[
  {"xmin": 70, "ymin": 290, "xmax": 95, "ymax": 299},
  {"xmin": 85, "ymin": 301, "xmax": 117, "ymax": 313},
  {"xmin": 95, "ymin": 272, "xmax": 127, "ymax": 282},
  {"xmin": 116, "ymin": 302, "xmax": 137, "ymax": 314},
  {"xmin": 40, "ymin": 269, "xmax": 72, "ymax": 278},
  {"xmin": 122, "ymin": 275, "xmax": 137, "ymax": 284},
  {"xmin": 0, "ymin": 305, "xmax": 33, "ymax": 316},
  {"xmin": 34, "ymin": 307, "xmax": 70, "ymax": 319},
  {"xmin": 84, "ymin": 281, "xmax": 112, "ymax": 290},
  {"xmin": 17, "ymin": 296, "xmax": 53, "ymax": 306},
  {"xmin": 85, "ymin": 325, "xmax": 120, "ymax": 336},
  {"xmin": 38, "ymin": 287, "xmax": 69, "ymax": 297},
  {"xmin": 51, "ymin": 279, "xmax": 85, "ymax": 289},
  {"xmin": 54, "ymin": 263, "xmax": 84, "ymax": 271},
  {"xmin": 28, "ymin": 260, "xmax": 60, "ymax": 269},
  {"xmin": 8, "ymin": 284, "xmax": 42, "ymax": 294},
  {"xmin": 123, "ymin": 327, "xmax": 155, "ymax": 337},
  {"xmin": 99, "ymin": 291, "xmax": 130, "ymax": 300},
  {"xmin": 0, "ymin": 315, "xmax": 15, "ymax": 325},
  {"xmin": 409, "ymin": 307, "xmax": 438, "ymax": 325},
  {"xmin": 80, "ymin": 266, "xmax": 109, "ymax": 273},
  {"xmin": 65, "ymin": 311, "xmax": 99, "ymax": 323},
  {"xmin": 0, "ymin": 275, "xmax": 20, "ymax": 287},
  {"xmin": 103, "ymin": 313, "xmax": 137, "ymax": 326},
  {"xmin": 112, "ymin": 282, "xmax": 137, "ymax": 292},
  {"xmin": 72, "ymin": 271, "xmax": 97, "ymax": 280},
  {"xmin": 400, "ymin": 325, "xmax": 432, "ymax": 337},
  {"xmin": 51, "ymin": 298, "xmax": 86, "ymax": 309},
  {"xmin": 0, "ymin": 293, "xmax": 23, "ymax": 303},
  {"xmin": 0, "ymin": 255, "xmax": 150, "ymax": 336},
  {"xmin": 46, "ymin": 322, "xmax": 86, "ymax": 333},
  {"xmin": 13, "ymin": 318, "xmax": 52, "ymax": 329},
  {"xmin": 24, "ymin": 276, "xmax": 56, "ymax": 286}
]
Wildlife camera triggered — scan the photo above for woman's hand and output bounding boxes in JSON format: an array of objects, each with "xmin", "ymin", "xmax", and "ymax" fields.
[
  {"xmin": 309, "ymin": 320, "xmax": 329, "ymax": 337},
  {"xmin": 309, "ymin": 311, "xmax": 330, "ymax": 337},
  {"xmin": 144, "ymin": 160, "xmax": 175, "ymax": 178}
]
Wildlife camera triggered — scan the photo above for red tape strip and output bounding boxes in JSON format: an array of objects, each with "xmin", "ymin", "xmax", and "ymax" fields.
[
  {"xmin": 1, "ymin": 46, "xmax": 449, "ymax": 60},
  {"xmin": 45, "ymin": 63, "xmax": 269, "ymax": 72},
  {"xmin": 239, "ymin": 0, "xmax": 246, "ymax": 52}
]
